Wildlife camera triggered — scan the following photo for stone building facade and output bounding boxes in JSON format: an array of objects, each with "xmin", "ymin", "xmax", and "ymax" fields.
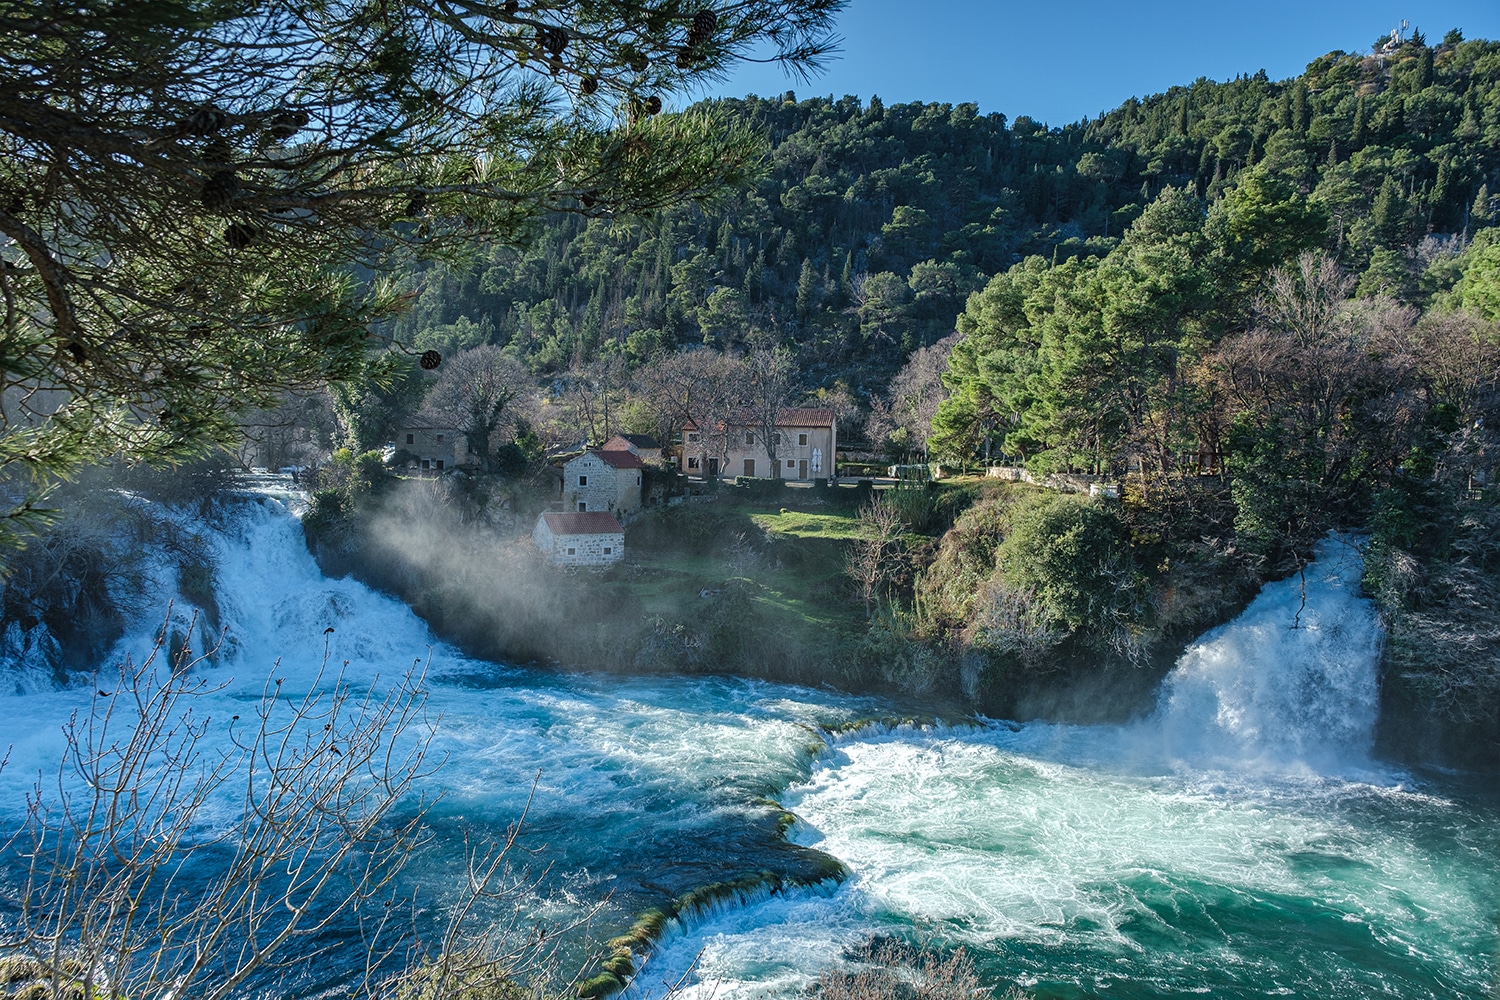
[
  {"xmin": 562, "ymin": 449, "xmax": 644, "ymax": 514},
  {"xmin": 532, "ymin": 512, "xmax": 625, "ymax": 567},
  {"xmin": 393, "ymin": 425, "xmax": 467, "ymax": 472}
]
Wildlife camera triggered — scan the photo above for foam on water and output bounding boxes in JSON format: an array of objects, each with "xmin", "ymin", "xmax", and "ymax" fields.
[
  {"xmin": 2, "ymin": 497, "xmax": 1496, "ymax": 1000},
  {"xmin": 633, "ymin": 537, "xmax": 1500, "ymax": 1000}
]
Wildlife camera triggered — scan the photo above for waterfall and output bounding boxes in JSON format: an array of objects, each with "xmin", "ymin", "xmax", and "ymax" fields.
[{"xmin": 1152, "ymin": 533, "xmax": 1384, "ymax": 773}]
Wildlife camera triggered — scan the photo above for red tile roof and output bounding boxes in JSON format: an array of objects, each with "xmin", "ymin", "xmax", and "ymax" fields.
[
  {"xmin": 540, "ymin": 512, "xmax": 623, "ymax": 535},
  {"xmin": 681, "ymin": 408, "xmax": 836, "ymax": 432},
  {"xmin": 591, "ymin": 448, "xmax": 644, "ymax": 469},
  {"xmin": 774, "ymin": 407, "xmax": 836, "ymax": 427}
]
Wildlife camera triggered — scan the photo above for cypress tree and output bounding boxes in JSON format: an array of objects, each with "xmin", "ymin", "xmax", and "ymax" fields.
[
  {"xmin": 1474, "ymin": 184, "xmax": 1494, "ymax": 226},
  {"xmin": 1417, "ymin": 47, "xmax": 1434, "ymax": 89},
  {"xmin": 1372, "ymin": 174, "xmax": 1407, "ymax": 245},
  {"xmin": 1351, "ymin": 97, "xmax": 1368, "ymax": 145},
  {"xmin": 1292, "ymin": 80, "xmax": 1310, "ymax": 133},
  {"xmin": 1431, "ymin": 158, "xmax": 1455, "ymax": 229},
  {"xmin": 796, "ymin": 257, "xmax": 817, "ymax": 317}
]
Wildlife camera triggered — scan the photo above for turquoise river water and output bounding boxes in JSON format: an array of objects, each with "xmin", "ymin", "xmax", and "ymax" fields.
[{"xmin": 1, "ymin": 485, "xmax": 1495, "ymax": 1000}]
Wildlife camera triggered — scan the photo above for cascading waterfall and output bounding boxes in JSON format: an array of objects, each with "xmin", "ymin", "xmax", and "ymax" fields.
[
  {"xmin": 1153, "ymin": 534, "xmax": 1384, "ymax": 773},
  {"xmin": 2, "ymin": 489, "xmax": 1496, "ymax": 1000}
]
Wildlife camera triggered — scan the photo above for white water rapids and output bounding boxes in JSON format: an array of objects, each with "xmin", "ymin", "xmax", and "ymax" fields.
[{"xmin": 1, "ymin": 488, "xmax": 1496, "ymax": 1000}]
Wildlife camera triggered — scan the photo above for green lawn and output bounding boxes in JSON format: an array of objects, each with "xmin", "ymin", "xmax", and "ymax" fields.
[{"xmin": 749, "ymin": 509, "xmax": 864, "ymax": 540}]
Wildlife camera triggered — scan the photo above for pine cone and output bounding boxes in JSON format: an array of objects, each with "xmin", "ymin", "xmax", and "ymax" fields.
[
  {"xmin": 201, "ymin": 170, "xmax": 240, "ymax": 211},
  {"xmin": 419, "ymin": 350, "xmax": 442, "ymax": 370},
  {"xmin": 181, "ymin": 105, "xmax": 227, "ymax": 135},
  {"xmin": 540, "ymin": 26, "xmax": 568, "ymax": 55},
  {"xmin": 268, "ymin": 109, "xmax": 310, "ymax": 141},
  {"xmin": 225, "ymin": 223, "xmax": 259, "ymax": 249},
  {"xmin": 580, "ymin": 76, "xmax": 599, "ymax": 95},
  {"xmin": 688, "ymin": 9, "xmax": 717, "ymax": 45}
]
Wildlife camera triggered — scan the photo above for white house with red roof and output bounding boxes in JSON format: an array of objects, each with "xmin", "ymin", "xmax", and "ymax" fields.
[
  {"xmin": 532, "ymin": 511, "xmax": 624, "ymax": 567},
  {"xmin": 562, "ymin": 448, "xmax": 644, "ymax": 514}
]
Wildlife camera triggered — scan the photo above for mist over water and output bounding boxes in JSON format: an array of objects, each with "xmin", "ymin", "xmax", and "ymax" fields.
[{"xmin": 2, "ymin": 489, "xmax": 1496, "ymax": 1000}]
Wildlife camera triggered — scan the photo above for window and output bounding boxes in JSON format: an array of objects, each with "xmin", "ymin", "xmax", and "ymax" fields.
[
  {"xmin": 436, "ymin": 434, "xmax": 443, "ymax": 443},
  {"xmin": 773, "ymin": 432, "xmax": 781, "ymax": 445},
  {"xmin": 421, "ymin": 459, "xmax": 430, "ymax": 470},
  {"xmin": 579, "ymin": 475, "xmax": 587, "ymax": 486},
  {"xmin": 687, "ymin": 457, "xmax": 700, "ymax": 469},
  {"xmin": 636, "ymin": 475, "xmax": 641, "ymax": 485},
  {"xmin": 687, "ymin": 432, "xmax": 700, "ymax": 443},
  {"xmin": 798, "ymin": 432, "xmax": 808, "ymax": 446},
  {"xmin": 578, "ymin": 501, "xmax": 587, "ymax": 512},
  {"xmin": 406, "ymin": 433, "xmax": 414, "ymax": 445},
  {"xmin": 567, "ymin": 547, "xmax": 576, "ymax": 556},
  {"xmin": 436, "ymin": 460, "xmax": 444, "ymax": 471},
  {"xmin": 786, "ymin": 459, "xmax": 794, "ymax": 468},
  {"xmin": 603, "ymin": 546, "xmax": 612, "ymax": 555},
  {"xmin": 744, "ymin": 432, "xmax": 754, "ymax": 446}
]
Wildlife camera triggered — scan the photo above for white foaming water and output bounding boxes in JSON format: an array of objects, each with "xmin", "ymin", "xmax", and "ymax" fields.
[
  {"xmin": 2, "ymin": 497, "xmax": 1496, "ymax": 1000},
  {"xmin": 1154, "ymin": 534, "xmax": 1383, "ymax": 773},
  {"xmin": 634, "ymin": 538, "xmax": 1500, "ymax": 1000},
  {"xmin": 0, "ymin": 486, "xmax": 881, "ymax": 993}
]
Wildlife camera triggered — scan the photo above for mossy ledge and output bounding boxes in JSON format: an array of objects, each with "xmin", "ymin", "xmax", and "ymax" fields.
[{"xmin": 580, "ymin": 860, "xmax": 849, "ymax": 998}]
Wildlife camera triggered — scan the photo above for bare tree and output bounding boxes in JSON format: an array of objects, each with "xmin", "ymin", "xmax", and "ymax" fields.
[
  {"xmin": 1, "ymin": 629, "xmax": 438, "ymax": 1000},
  {"xmin": 845, "ymin": 496, "xmax": 904, "ymax": 617},
  {"xmin": 558, "ymin": 355, "xmax": 630, "ymax": 445},
  {"xmin": 655, "ymin": 350, "xmax": 750, "ymax": 477},
  {"xmin": 879, "ymin": 332, "xmax": 957, "ymax": 461},
  {"xmin": 423, "ymin": 346, "xmax": 532, "ymax": 470},
  {"xmin": 746, "ymin": 347, "xmax": 797, "ymax": 473}
]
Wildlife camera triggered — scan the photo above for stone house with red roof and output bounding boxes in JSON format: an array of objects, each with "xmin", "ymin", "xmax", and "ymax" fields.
[
  {"xmin": 562, "ymin": 448, "xmax": 644, "ymax": 514},
  {"xmin": 681, "ymin": 407, "xmax": 836, "ymax": 481},
  {"xmin": 532, "ymin": 511, "xmax": 624, "ymax": 567},
  {"xmin": 599, "ymin": 433, "xmax": 662, "ymax": 463}
]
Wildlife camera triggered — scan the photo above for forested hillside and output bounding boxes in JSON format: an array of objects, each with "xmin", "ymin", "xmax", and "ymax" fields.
[
  {"xmin": 300, "ymin": 29, "xmax": 1500, "ymax": 765},
  {"xmin": 387, "ymin": 29, "xmax": 1500, "ymax": 394}
]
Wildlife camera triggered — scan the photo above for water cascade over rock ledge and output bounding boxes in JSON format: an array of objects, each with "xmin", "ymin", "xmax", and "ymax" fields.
[{"xmin": 1, "ymin": 488, "xmax": 1495, "ymax": 1000}]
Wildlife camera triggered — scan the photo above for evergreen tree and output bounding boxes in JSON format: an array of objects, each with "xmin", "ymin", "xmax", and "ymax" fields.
[
  {"xmin": 0, "ymin": 0, "xmax": 843, "ymax": 546},
  {"xmin": 796, "ymin": 258, "xmax": 819, "ymax": 317},
  {"xmin": 1473, "ymin": 184, "xmax": 1495, "ymax": 227}
]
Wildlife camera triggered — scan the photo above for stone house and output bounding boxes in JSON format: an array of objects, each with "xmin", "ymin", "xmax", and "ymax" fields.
[
  {"xmin": 681, "ymin": 407, "xmax": 837, "ymax": 481},
  {"xmin": 393, "ymin": 425, "xmax": 467, "ymax": 473},
  {"xmin": 562, "ymin": 449, "xmax": 644, "ymax": 514},
  {"xmin": 532, "ymin": 511, "xmax": 624, "ymax": 567},
  {"xmin": 600, "ymin": 433, "xmax": 663, "ymax": 463}
]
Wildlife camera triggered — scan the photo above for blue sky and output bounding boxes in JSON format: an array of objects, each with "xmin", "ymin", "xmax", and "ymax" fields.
[{"xmin": 702, "ymin": 1, "xmax": 1500, "ymax": 124}]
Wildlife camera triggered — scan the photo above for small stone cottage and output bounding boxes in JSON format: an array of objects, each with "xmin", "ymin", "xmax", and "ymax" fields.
[
  {"xmin": 393, "ymin": 425, "xmax": 467, "ymax": 472},
  {"xmin": 562, "ymin": 449, "xmax": 644, "ymax": 514},
  {"xmin": 532, "ymin": 511, "xmax": 625, "ymax": 567}
]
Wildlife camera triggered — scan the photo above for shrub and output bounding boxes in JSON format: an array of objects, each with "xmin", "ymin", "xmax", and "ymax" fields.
[{"xmin": 993, "ymin": 494, "xmax": 1149, "ymax": 659}]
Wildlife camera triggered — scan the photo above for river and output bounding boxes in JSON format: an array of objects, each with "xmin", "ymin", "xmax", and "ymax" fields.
[{"xmin": 1, "ymin": 485, "xmax": 1495, "ymax": 1000}]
